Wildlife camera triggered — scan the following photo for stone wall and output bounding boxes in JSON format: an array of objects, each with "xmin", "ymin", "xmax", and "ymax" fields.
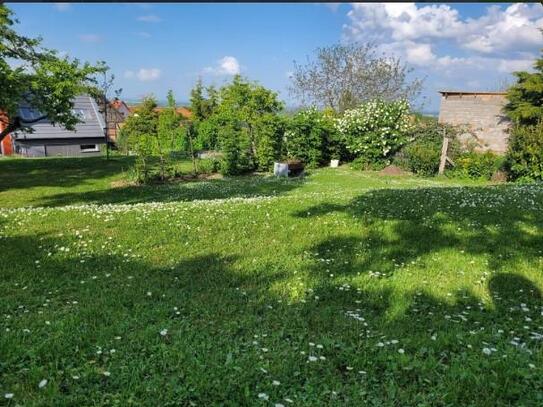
[{"xmin": 438, "ymin": 92, "xmax": 511, "ymax": 154}]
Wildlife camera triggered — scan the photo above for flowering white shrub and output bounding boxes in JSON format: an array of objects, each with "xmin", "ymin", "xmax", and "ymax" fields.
[{"xmin": 335, "ymin": 100, "xmax": 413, "ymax": 165}]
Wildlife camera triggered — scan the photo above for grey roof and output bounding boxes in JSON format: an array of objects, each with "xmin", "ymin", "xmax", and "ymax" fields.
[{"xmin": 13, "ymin": 95, "xmax": 105, "ymax": 141}]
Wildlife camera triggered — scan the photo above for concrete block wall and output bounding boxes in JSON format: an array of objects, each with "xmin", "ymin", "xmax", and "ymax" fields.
[{"xmin": 438, "ymin": 93, "xmax": 511, "ymax": 154}]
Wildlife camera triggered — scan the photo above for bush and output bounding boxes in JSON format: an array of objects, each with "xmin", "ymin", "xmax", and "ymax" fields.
[
  {"xmin": 197, "ymin": 158, "xmax": 221, "ymax": 174},
  {"xmin": 452, "ymin": 151, "xmax": 504, "ymax": 180},
  {"xmin": 253, "ymin": 114, "xmax": 285, "ymax": 171},
  {"xmin": 336, "ymin": 99, "xmax": 413, "ymax": 167},
  {"xmin": 218, "ymin": 124, "xmax": 252, "ymax": 176},
  {"xmin": 285, "ymin": 108, "xmax": 343, "ymax": 168},
  {"xmin": 505, "ymin": 123, "xmax": 543, "ymax": 181},
  {"xmin": 350, "ymin": 157, "xmax": 387, "ymax": 171},
  {"xmin": 395, "ymin": 117, "xmax": 461, "ymax": 176}
]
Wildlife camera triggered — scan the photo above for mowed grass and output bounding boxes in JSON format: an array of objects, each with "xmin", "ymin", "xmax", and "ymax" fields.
[{"xmin": 1, "ymin": 156, "xmax": 542, "ymax": 406}]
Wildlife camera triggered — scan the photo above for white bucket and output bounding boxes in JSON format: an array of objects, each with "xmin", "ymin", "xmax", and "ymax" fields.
[
  {"xmin": 330, "ymin": 159, "xmax": 339, "ymax": 168},
  {"xmin": 274, "ymin": 162, "xmax": 289, "ymax": 177}
]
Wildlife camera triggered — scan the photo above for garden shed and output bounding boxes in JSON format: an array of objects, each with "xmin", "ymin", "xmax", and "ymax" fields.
[{"xmin": 438, "ymin": 90, "xmax": 511, "ymax": 154}]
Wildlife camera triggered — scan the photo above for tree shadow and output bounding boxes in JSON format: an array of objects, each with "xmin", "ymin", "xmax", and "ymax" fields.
[
  {"xmin": 27, "ymin": 174, "xmax": 307, "ymax": 207},
  {"xmin": 293, "ymin": 186, "xmax": 543, "ymax": 276},
  {"xmin": 2, "ymin": 202, "xmax": 543, "ymax": 405},
  {"xmin": 0, "ymin": 156, "xmax": 133, "ymax": 192}
]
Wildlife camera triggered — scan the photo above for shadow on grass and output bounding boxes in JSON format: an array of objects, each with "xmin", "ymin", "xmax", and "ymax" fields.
[
  {"xmin": 293, "ymin": 186, "xmax": 543, "ymax": 276},
  {"xmin": 2, "ymin": 223, "xmax": 542, "ymax": 405},
  {"xmin": 27, "ymin": 174, "xmax": 307, "ymax": 207},
  {"xmin": 0, "ymin": 156, "xmax": 134, "ymax": 192}
]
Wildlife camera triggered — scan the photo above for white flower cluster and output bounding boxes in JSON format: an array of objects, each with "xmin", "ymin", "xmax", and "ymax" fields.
[{"xmin": 335, "ymin": 100, "xmax": 413, "ymax": 158}]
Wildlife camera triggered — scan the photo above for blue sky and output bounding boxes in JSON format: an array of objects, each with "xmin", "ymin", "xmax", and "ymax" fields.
[{"xmin": 6, "ymin": 2, "xmax": 543, "ymax": 112}]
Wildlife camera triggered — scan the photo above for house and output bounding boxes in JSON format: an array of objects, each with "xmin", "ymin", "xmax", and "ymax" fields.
[
  {"xmin": 6, "ymin": 95, "xmax": 106, "ymax": 157},
  {"xmin": 127, "ymin": 105, "xmax": 193, "ymax": 119},
  {"xmin": 438, "ymin": 90, "xmax": 511, "ymax": 154},
  {"xmin": 98, "ymin": 98, "xmax": 130, "ymax": 143}
]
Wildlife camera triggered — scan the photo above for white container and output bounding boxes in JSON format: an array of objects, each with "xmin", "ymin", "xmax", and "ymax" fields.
[
  {"xmin": 274, "ymin": 162, "xmax": 289, "ymax": 177},
  {"xmin": 330, "ymin": 159, "xmax": 339, "ymax": 168}
]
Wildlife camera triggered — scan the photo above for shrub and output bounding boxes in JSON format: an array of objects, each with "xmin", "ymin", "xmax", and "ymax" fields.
[
  {"xmin": 506, "ymin": 123, "xmax": 543, "ymax": 181},
  {"xmin": 285, "ymin": 108, "xmax": 342, "ymax": 168},
  {"xmin": 197, "ymin": 158, "xmax": 221, "ymax": 174},
  {"xmin": 253, "ymin": 114, "xmax": 285, "ymax": 171},
  {"xmin": 336, "ymin": 100, "xmax": 413, "ymax": 167},
  {"xmin": 452, "ymin": 151, "xmax": 505, "ymax": 180},
  {"xmin": 395, "ymin": 117, "xmax": 461, "ymax": 176},
  {"xmin": 350, "ymin": 157, "xmax": 387, "ymax": 171},
  {"xmin": 218, "ymin": 124, "xmax": 252, "ymax": 176}
]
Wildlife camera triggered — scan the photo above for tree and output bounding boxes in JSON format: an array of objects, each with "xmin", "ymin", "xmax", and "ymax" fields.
[
  {"xmin": 117, "ymin": 96, "xmax": 158, "ymax": 153},
  {"xmin": 504, "ymin": 44, "xmax": 543, "ymax": 126},
  {"xmin": 0, "ymin": 4, "xmax": 106, "ymax": 142},
  {"xmin": 289, "ymin": 43, "xmax": 423, "ymax": 113},
  {"xmin": 156, "ymin": 90, "xmax": 183, "ymax": 179},
  {"xmin": 216, "ymin": 75, "xmax": 284, "ymax": 169},
  {"xmin": 189, "ymin": 78, "xmax": 218, "ymax": 122}
]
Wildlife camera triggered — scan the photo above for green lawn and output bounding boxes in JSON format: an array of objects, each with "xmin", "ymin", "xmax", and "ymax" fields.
[{"xmin": 1, "ymin": 156, "xmax": 542, "ymax": 405}]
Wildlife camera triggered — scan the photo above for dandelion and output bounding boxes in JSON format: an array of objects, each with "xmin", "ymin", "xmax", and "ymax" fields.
[
  {"xmin": 398, "ymin": 348, "xmax": 405, "ymax": 354},
  {"xmin": 38, "ymin": 379, "xmax": 48, "ymax": 388},
  {"xmin": 4, "ymin": 393, "xmax": 14, "ymax": 399},
  {"xmin": 103, "ymin": 371, "xmax": 111, "ymax": 377},
  {"xmin": 308, "ymin": 356, "xmax": 318, "ymax": 362},
  {"xmin": 160, "ymin": 329, "xmax": 168, "ymax": 336},
  {"xmin": 272, "ymin": 380, "xmax": 280, "ymax": 386},
  {"xmin": 482, "ymin": 347, "xmax": 492, "ymax": 355},
  {"xmin": 258, "ymin": 393, "xmax": 269, "ymax": 401}
]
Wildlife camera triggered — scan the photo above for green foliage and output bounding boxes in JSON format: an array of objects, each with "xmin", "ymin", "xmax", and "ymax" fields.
[
  {"xmin": 336, "ymin": 100, "xmax": 413, "ymax": 167},
  {"xmin": 395, "ymin": 117, "xmax": 461, "ymax": 176},
  {"xmin": 218, "ymin": 124, "xmax": 249, "ymax": 176},
  {"xmin": 451, "ymin": 151, "xmax": 504, "ymax": 180},
  {"xmin": 196, "ymin": 158, "xmax": 221, "ymax": 174},
  {"xmin": 505, "ymin": 123, "xmax": 543, "ymax": 181},
  {"xmin": 193, "ymin": 116, "xmax": 220, "ymax": 151},
  {"xmin": 191, "ymin": 75, "xmax": 285, "ymax": 174},
  {"xmin": 285, "ymin": 108, "xmax": 342, "ymax": 167},
  {"xmin": 117, "ymin": 96, "xmax": 158, "ymax": 152},
  {"xmin": 253, "ymin": 114, "xmax": 285, "ymax": 171},
  {"xmin": 504, "ymin": 44, "xmax": 543, "ymax": 126},
  {"xmin": 0, "ymin": 5, "xmax": 106, "ymax": 140},
  {"xmin": 190, "ymin": 78, "xmax": 218, "ymax": 122},
  {"xmin": 128, "ymin": 133, "xmax": 157, "ymax": 183},
  {"xmin": 350, "ymin": 156, "xmax": 387, "ymax": 171}
]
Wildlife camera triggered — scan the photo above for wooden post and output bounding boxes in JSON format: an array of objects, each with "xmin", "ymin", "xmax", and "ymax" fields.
[{"xmin": 438, "ymin": 128, "xmax": 449, "ymax": 175}]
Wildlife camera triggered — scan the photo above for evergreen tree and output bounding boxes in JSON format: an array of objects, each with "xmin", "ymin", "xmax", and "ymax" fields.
[{"xmin": 504, "ymin": 41, "xmax": 543, "ymax": 126}]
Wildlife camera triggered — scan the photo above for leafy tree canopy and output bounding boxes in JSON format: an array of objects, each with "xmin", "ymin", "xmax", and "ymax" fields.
[
  {"xmin": 0, "ymin": 4, "xmax": 107, "ymax": 141},
  {"xmin": 504, "ymin": 42, "xmax": 543, "ymax": 126}
]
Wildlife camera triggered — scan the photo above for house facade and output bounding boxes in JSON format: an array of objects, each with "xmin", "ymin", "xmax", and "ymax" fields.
[
  {"xmin": 438, "ymin": 90, "xmax": 511, "ymax": 154},
  {"xmin": 6, "ymin": 95, "xmax": 107, "ymax": 158}
]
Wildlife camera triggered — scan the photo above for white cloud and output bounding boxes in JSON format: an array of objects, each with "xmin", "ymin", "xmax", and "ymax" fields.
[
  {"xmin": 136, "ymin": 32, "xmax": 151, "ymax": 39},
  {"xmin": 342, "ymin": 3, "xmax": 542, "ymax": 109},
  {"xmin": 137, "ymin": 14, "xmax": 162, "ymax": 23},
  {"xmin": 53, "ymin": 3, "xmax": 71, "ymax": 12},
  {"xmin": 204, "ymin": 56, "xmax": 241, "ymax": 75},
  {"xmin": 124, "ymin": 68, "xmax": 162, "ymax": 82},
  {"xmin": 344, "ymin": 3, "xmax": 543, "ymax": 57},
  {"xmin": 79, "ymin": 34, "xmax": 102, "ymax": 43}
]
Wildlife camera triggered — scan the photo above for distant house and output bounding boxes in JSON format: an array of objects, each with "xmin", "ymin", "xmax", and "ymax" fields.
[
  {"xmin": 99, "ymin": 98, "xmax": 130, "ymax": 143},
  {"xmin": 438, "ymin": 90, "xmax": 511, "ymax": 154},
  {"xmin": 127, "ymin": 105, "xmax": 193, "ymax": 119},
  {"xmin": 4, "ymin": 95, "xmax": 106, "ymax": 158}
]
